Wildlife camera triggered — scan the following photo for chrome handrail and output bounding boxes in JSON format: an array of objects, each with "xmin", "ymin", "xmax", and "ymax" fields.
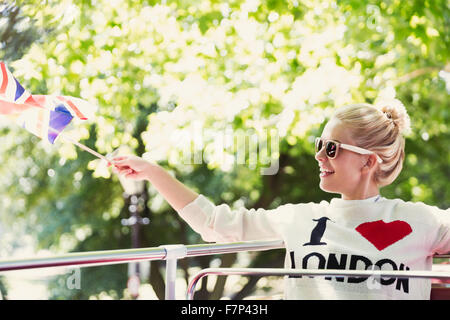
[
  {"xmin": 0, "ymin": 239, "xmax": 284, "ymax": 272},
  {"xmin": 0, "ymin": 239, "xmax": 284, "ymax": 300},
  {"xmin": 186, "ymin": 267, "xmax": 450, "ymax": 300}
]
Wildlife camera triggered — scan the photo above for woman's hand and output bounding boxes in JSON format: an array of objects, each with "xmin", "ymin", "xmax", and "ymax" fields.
[{"xmin": 109, "ymin": 155, "xmax": 156, "ymax": 181}]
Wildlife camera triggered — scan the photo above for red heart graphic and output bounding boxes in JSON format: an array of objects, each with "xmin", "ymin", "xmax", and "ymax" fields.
[{"xmin": 355, "ymin": 220, "xmax": 412, "ymax": 251}]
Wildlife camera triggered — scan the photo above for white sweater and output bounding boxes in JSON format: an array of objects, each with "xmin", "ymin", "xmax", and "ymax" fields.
[{"xmin": 178, "ymin": 194, "xmax": 450, "ymax": 300}]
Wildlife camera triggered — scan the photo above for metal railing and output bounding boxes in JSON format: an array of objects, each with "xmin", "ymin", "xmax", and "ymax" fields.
[
  {"xmin": 0, "ymin": 239, "xmax": 283, "ymax": 271},
  {"xmin": 186, "ymin": 267, "xmax": 450, "ymax": 300},
  {"xmin": 0, "ymin": 239, "xmax": 284, "ymax": 299},
  {"xmin": 0, "ymin": 239, "xmax": 448, "ymax": 300}
]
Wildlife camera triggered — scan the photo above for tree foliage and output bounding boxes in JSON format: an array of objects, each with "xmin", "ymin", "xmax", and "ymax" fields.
[{"xmin": 0, "ymin": 0, "xmax": 448, "ymax": 299}]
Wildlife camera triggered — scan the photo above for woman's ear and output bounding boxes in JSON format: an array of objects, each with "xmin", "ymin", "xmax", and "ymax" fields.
[{"xmin": 362, "ymin": 154, "xmax": 377, "ymax": 172}]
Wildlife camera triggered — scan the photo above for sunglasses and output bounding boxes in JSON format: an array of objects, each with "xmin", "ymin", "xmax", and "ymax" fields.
[{"xmin": 315, "ymin": 137, "xmax": 383, "ymax": 164}]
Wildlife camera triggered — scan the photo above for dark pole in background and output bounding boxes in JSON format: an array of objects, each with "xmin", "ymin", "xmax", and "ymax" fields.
[{"xmin": 119, "ymin": 179, "xmax": 150, "ymax": 299}]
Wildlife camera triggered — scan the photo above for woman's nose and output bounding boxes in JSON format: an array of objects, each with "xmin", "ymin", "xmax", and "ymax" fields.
[{"xmin": 315, "ymin": 147, "xmax": 326, "ymax": 162}]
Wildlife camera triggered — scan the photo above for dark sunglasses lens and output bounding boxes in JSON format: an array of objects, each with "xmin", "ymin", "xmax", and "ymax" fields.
[
  {"xmin": 315, "ymin": 139, "xmax": 323, "ymax": 153},
  {"xmin": 326, "ymin": 142, "xmax": 337, "ymax": 158}
]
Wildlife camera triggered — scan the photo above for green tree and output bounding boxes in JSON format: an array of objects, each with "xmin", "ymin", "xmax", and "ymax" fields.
[{"xmin": 0, "ymin": 1, "xmax": 43, "ymax": 300}]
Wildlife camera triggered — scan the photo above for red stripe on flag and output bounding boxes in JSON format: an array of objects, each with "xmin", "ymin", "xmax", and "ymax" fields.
[
  {"xmin": 0, "ymin": 100, "xmax": 31, "ymax": 114},
  {"xmin": 0, "ymin": 62, "xmax": 8, "ymax": 94},
  {"xmin": 57, "ymin": 96, "xmax": 87, "ymax": 120},
  {"xmin": 25, "ymin": 95, "xmax": 44, "ymax": 108},
  {"xmin": 33, "ymin": 95, "xmax": 47, "ymax": 106}
]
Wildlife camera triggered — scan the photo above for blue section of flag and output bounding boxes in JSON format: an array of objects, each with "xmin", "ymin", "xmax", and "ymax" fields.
[
  {"xmin": 14, "ymin": 78, "xmax": 25, "ymax": 101},
  {"xmin": 54, "ymin": 104, "xmax": 72, "ymax": 116},
  {"xmin": 47, "ymin": 105, "xmax": 73, "ymax": 144}
]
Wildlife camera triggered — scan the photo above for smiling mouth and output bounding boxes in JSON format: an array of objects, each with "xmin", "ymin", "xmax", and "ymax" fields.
[{"xmin": 320, "ymin": 169, "xmax": 335, "ymax": 177}]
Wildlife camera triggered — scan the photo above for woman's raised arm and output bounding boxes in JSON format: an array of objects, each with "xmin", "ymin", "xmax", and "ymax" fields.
[{"xmin": 111, "ymin": 155, "xmax": 199, "ymax": 212}]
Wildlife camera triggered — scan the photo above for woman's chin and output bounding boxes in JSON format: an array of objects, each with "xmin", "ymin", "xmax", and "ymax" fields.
[{"xmin": 319, "ymin": 180, "xmax": 340, "ymax": 194}]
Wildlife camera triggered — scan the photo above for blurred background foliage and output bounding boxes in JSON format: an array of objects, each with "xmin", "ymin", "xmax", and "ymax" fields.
[{"xmin": 0, "ymin": 0, "xmax": 448, "ymax": 299}]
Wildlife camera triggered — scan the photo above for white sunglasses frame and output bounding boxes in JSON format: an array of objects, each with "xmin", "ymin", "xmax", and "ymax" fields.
[{"xmin": 315, "ymin": 138, "xmax": 383, "ymax": 164}]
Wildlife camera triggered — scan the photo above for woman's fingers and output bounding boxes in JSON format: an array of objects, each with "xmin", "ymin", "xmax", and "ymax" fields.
[
  {"xmin": 110, "ymin": 156, "xmax": 142, "ymax": 178},
  {"xmin": 111, "ymin": 156, "xmax": 133, "ymax": 165},
  {"xmin": 112, "ymin": 165, "xmax": 130, "ymax": 173},
  {"xmin": 111, "ymin": 159, "xmax": 128, "ymax": 166},
  {"xmin": 112, "ymin": 165, "xmax": 134, "ymax": 175},
  {"xmin": 112, "ymin": 156, "xmax": 128, "ymax": 161},
  {"xmin": 125, "ymin": 171, "xmax": 137, "ymax": 178}
]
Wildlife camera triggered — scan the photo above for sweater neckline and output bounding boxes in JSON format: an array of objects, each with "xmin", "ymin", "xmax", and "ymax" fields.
[{"xmin": 330, "ymin": 194, "xmax": 383, "ymax": 207}]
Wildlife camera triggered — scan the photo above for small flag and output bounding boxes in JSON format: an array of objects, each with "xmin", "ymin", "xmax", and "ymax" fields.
[
  {"xmin": 0, "ymin": 61, "xmax": 42, "ymax": 108},
  {"xmin": 0, "ymin": 61, "xmax": 92, "ymax": 143}
]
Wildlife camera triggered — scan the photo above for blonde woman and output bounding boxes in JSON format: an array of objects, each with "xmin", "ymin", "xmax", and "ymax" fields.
[{"xmin": 111, "ymin": 100, "xmax": 449, "ymax": 300}]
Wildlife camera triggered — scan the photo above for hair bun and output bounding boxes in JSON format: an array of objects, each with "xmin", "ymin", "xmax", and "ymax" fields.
[{"xmin": 375, "ymin": 98, "xmax": 412, "ymax": 136}]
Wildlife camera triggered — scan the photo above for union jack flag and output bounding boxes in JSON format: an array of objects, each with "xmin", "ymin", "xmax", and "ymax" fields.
[{"xmin": 0, "ymin": 61, "xmax": 93, "ymax": 143}]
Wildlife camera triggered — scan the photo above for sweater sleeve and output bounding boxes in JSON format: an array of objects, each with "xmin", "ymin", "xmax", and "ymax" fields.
[
  {"xmin": 176, "ymin": 194, "xmax": 292, "ymax": 242},
  {"xmin": 428, "ymin": 206, "xmax": 450, "ymax": 255}
]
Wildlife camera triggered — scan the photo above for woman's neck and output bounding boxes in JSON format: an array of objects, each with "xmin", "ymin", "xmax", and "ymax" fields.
[{"xmin": 341, "ymin": 183, "xmax": 380, "ymax": 200}]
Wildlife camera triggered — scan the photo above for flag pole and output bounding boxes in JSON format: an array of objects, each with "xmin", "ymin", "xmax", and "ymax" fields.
[
  {"xmin": 58, "ymin": 132, "xmax": 112, "ymax": 164},
  {"xmin": 46, "ymin": 124, "xmax": 113, "ymax": 164}
]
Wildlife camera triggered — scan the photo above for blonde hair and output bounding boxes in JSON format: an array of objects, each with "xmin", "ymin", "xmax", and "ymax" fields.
[{"xmin": 332, "ymin": 99, "xmax": 412, "ymax": 187}]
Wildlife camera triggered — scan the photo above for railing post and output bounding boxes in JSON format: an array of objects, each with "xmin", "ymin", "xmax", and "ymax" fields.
[{"xmin": 159, "ymin": 244, "xmax": 187, "ymax": 300}]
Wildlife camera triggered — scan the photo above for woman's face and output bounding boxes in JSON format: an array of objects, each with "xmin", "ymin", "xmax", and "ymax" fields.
[{"xmin": 315, "ymin": 118, "xmax": 373, "ymax": 198}]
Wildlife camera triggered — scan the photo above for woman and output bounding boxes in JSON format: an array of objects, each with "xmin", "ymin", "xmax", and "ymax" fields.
[{"xmin": 111, "ymin": 100, "xmax": 449, "ymax": 299}]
